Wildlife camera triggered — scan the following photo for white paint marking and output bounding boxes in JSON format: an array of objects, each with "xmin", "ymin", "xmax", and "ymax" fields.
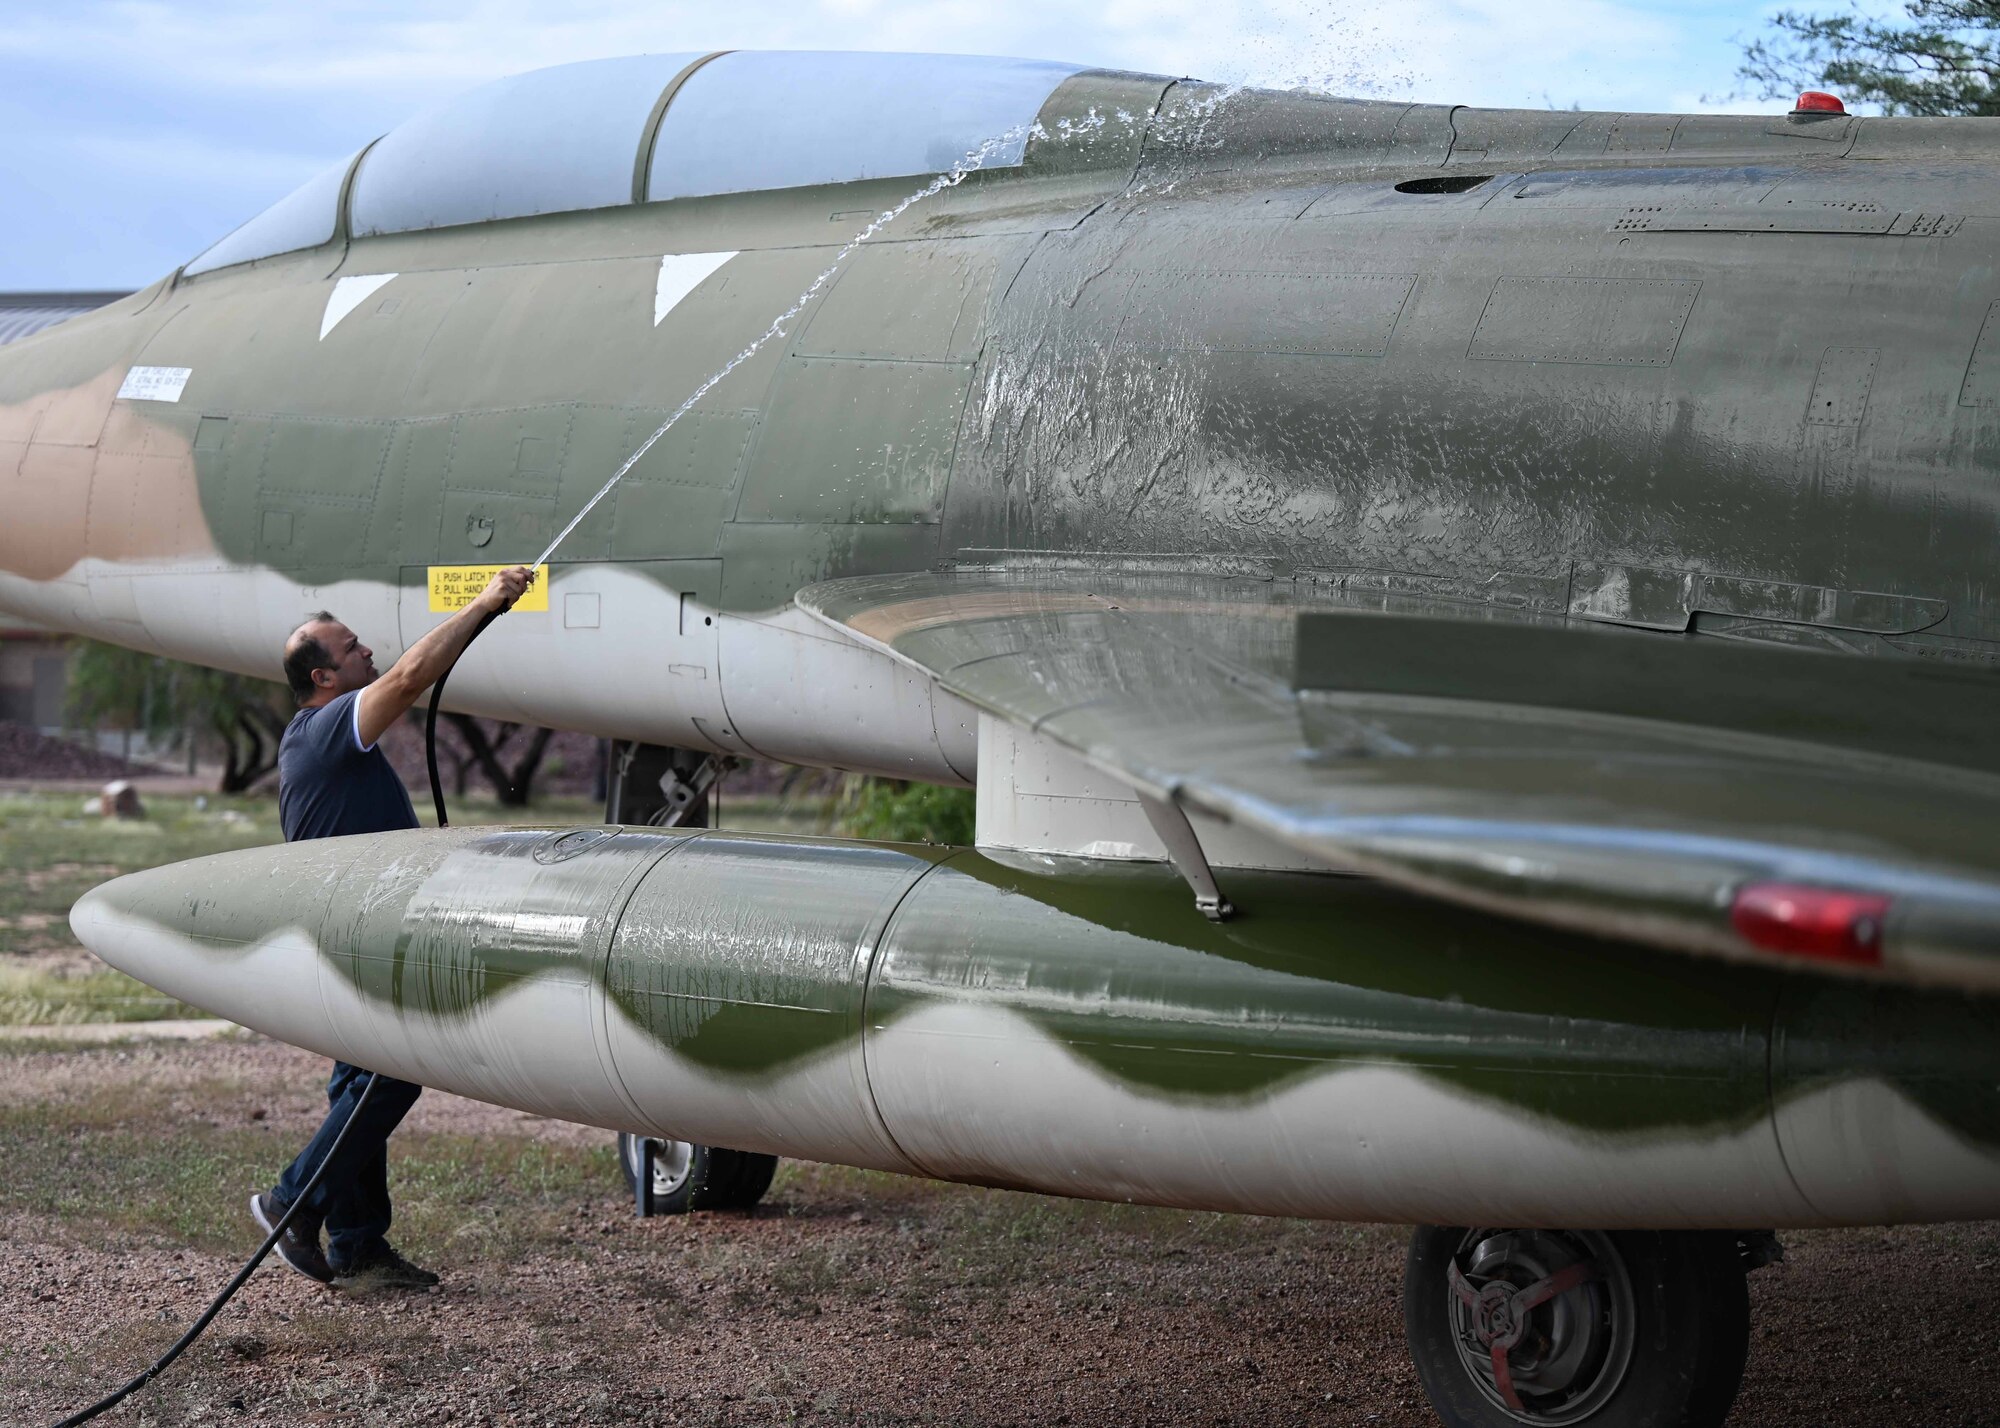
[
  {"xmin": 115, "ymin": 366, "xmax": 192, "ymax": 402},
  {"xmin": 319, "ymin": 273, "xmax": 399, "ymax": 341},
  {"xmin": 654, "ymin": 251, "xmax": 737, "ymax": 327}
]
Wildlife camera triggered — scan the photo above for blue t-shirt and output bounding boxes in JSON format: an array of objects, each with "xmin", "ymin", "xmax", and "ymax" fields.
[{"xmin": 277, "ymin": 689, "xmax": 419, "ymax": 842}]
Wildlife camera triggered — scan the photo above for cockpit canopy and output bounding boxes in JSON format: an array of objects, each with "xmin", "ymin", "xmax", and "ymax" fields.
[{"xmin": 184, "ymin": 50, "xmax": 1087, "ymax": 277}]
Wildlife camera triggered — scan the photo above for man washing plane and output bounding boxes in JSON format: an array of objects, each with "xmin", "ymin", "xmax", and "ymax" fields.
[
  {"xmin": 37, "ymin": 47, "xmax": 2000, "ymax": 1427},
  {"xmin": 251, "ymin": 565, "xmax": 533, "ymax": 1289}
]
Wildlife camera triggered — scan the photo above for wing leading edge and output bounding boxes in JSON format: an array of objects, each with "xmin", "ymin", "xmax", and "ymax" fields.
[{"xmin": 800, "ymin": 566, "xmax": 2000, "ymax": 993}]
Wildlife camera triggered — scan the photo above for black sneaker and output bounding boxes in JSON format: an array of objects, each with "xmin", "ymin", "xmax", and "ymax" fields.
[
  {"xmin": 330, "ymin": 1244, "xmax": 439, "ymax": 1292},
  {"xmin": 249, "ymin": 1191, "xmax": 332, "ymax": 1284}
]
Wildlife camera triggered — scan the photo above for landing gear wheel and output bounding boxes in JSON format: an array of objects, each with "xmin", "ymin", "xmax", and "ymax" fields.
[
  {"xmin": 1403, "ymin": 1226, "xmax": 1749, "ymax": 1428},
  {"xmin": 617, "ymin": 1133, "xmax": 778, "ymax": 1216}
]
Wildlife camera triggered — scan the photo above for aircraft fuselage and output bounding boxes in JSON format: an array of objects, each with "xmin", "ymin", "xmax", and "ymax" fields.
[{"xmin": 3, "ymin": 87, "xmax": 1997, "ymax": 782}]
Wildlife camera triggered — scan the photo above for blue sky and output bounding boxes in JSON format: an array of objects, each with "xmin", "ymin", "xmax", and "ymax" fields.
[{"xmin": 0, "ymin": 0, "xmax": 1859, "ymax": 289}]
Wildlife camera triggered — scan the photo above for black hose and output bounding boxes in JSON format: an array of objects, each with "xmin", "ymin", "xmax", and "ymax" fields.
[
  {"xmin": 56, "ymin": 584, "xmax": 517, "ymax": 1425},
  {"xmin": 51, "ymin": 1073, "xmax": 383, "ymax": 1428},
  {"xmin": 423, "ymin": 607, "xmax": 501, "ymax": 830},
  {"xmin": 60, "ymin": 580, "xmax": 516, "ymax": 1424}
]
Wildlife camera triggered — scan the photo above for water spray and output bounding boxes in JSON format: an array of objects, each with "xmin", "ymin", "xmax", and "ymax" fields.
[
  {"xmin": 51, "ymin": 122, "xmax": 1066, "ymax": 1426},
  {"xmin": 528, "ymin": 122, "xmax": 1041, "ymax": 575},
  {"xmin": 425, "ymin": 120, "xmax": 1050, "ymax": 829}
]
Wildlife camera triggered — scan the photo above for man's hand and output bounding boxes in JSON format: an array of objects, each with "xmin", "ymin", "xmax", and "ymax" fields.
[
  {"xmin": 474, "ymin": 566, "xmax": 534, "ymax": 616},
  {"xmin": 356, "ymin": 565, "xmax": 537, "ymax": 749}
]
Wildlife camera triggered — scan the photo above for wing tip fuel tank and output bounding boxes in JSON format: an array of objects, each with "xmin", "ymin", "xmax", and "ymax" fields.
[{"xmin": 67, "ymin": 825, "xmax": 2000, "ymax": 1229}]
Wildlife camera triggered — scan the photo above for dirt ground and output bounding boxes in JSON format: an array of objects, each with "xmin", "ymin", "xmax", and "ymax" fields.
[{"xmin": 2, "ymin": 1034, "xmax": 1996, "ymax": 1428}]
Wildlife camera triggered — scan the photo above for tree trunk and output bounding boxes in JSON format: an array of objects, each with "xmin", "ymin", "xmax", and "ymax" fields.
[
  {"xmin": 216, "ymin": 704, "xmax": 284, "ymax": 794},
  {"xmin": 443, "ymin": 714, "xmax": 555, "ymax": 806},
  {"xmin": 498, "ymin": 726, "xmax": 555, "ymax": 807}
]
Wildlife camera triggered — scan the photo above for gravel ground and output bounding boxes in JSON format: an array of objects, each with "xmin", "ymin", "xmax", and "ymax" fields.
[{"xmin": 3, "ymin": 1036, "xmax": 1996, "ymax": 1428}]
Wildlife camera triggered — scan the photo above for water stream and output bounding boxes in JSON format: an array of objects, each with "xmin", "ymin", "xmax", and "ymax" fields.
[{"xmin": 530, "ymin": 117, "xmax": 1094, "ymax": 571}]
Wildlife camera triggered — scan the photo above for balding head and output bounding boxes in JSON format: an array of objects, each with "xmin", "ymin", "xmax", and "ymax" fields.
[{"xmin": 282, "ymin": 611, "xmax": 377, "ymax": 706}]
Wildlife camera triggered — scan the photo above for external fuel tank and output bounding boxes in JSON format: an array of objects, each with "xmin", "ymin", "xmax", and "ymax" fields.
[{"xmin": 71, "ymin": 825, "xmax": 2000, "ymax": 1228}]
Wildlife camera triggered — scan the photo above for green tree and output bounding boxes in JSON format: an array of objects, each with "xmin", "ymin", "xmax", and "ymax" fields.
[
  {"xmin": 66, "ymin": 642, "xmax": 290, "ymax": 793},
  {"xmin": 832, "ymin": 776, "xmax": 976, "ymax": 845},
  {"xmin": 1740, "ymin": 1, "xmax": 2000, "ymax": 116}
]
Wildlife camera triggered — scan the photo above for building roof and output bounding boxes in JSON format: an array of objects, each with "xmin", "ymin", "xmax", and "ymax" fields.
[{"xmin": 0, "ymin": 291, "xmax": 131, "ymax": 346}]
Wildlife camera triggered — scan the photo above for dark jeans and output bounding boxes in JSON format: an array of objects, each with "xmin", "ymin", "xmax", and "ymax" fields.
[{"xmin": 272, "ymin": 1060, "xmax": 423, "ymax": 1272}]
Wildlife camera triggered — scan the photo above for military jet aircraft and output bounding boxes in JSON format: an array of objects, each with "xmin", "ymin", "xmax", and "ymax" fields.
[{"xmin": 5, "ymin": 48, "xmax": 1998, "ymax": 1427}]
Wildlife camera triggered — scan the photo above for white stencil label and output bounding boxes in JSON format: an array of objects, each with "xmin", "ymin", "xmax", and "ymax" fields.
[
  {"xmin": 655, "ymin": 251, "xmax": 737, "ymax": 326},
  {"xmin": 320, "ymin": 273, "xmax": 398, "ymax": 340},
  {"xmin": 116, "ymin": 365, "xmax": 192, "ymax": 402}
]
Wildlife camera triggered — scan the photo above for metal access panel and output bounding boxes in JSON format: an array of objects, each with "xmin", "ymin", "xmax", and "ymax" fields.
[
  {"xmin": 797, "ymin": 240, "xmax": 1024, "ymax": 363},
  {"xmin": 733, "ymin": 357, "xmax": 972, "ymax": 524},
  {"xmin": 1468, "ymin": 277, "xmax": 1700, "ymax": 366},
  {"xmin": 1960, "ymin": 300, "xmax": 2000, "ymax": 407},
  {"xmin": 256, "ymin": 418, "xmax": 394, "ymax": 567},
  {"xmin": 1805, "ymin": 348, "xmax": 1879, "ymax": 428},
  {"xmin": 1120, "ymin": 271, "xmax": 1416, "ymax": 356}
]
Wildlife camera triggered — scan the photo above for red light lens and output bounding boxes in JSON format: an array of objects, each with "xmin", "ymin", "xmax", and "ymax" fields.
[
  {"xmin": 1730, "ymin": 883, "xmax": 1889, "ymax": 966},
  {"xmin": 1794, "ymin": 91, "xmax": 1846, "ymax": 114}
]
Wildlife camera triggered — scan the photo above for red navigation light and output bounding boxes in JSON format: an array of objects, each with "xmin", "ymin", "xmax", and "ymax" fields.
[
  {"xmin": 1794, "ymin": 91, "xmax": 1846, "ymax": 115},
  {"xmin": 1730, "ymin": 883, "xmax": 1889, "ymax": 966}
]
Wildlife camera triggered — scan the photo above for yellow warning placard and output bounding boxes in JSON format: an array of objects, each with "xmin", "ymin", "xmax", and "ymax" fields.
[{"xmin": 427, "ymin": 564, "xmax": 549, "ymax": 613}]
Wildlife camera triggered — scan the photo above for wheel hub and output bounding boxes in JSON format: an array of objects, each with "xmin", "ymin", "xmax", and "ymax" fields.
[
  {"xmin": 623, "ymin": 1135, "xmax": 695, "ymax": 1199},
  {"xmin": 647, "ymin": 1137, "xmax": 694, "ymax": 1196},
  {"xmin": 1445, "ymin": 1230, "xmax": 1636, "ymax": 1424},
  {"xmin": 1471, "ymin": 1278, "xmax": 1527, "ymax": 1347}
]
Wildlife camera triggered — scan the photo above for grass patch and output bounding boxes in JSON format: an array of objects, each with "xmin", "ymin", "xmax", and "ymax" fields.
[
  {"xmin": 0, "ymin": 964, "xmax": 209, "ymax": 1024},
  {"xmin": 0, "ymin": 1103, "xmax": 278, "ymax": 1248},
  {"xmin": 0, "ymin": 1096, "xmax": 618, "ymax": 1260},
  {"xmin": 394, "ymin": 1135, "xmax": 621, "ymax": 1261},
  {"xmin": 0, "ymin": 792, "xmax": 283, "ymax": 961}
]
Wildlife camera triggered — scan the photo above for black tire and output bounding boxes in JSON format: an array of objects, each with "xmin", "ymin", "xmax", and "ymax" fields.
[
  {"xmin": 1403, "ymin": 1226, "xmax": 1749, "ymax": 1428},
  {"xmin": 617, "ymin": 1133, "xmax": 779, "ymax": 1216},
  {"xmin": 712, "ymin": 1145, "xmax": 778, "ymax": 1209}
]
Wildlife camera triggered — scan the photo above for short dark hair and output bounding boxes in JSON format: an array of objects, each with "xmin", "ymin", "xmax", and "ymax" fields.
[{"xmin": 283, "ymin": 611, "xmax": 340, "ymax": 704}]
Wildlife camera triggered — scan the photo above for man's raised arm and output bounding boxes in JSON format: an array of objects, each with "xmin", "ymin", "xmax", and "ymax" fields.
[{"xmin": 355, "ymin": 567, "xmax": 533, "ymax": 749}]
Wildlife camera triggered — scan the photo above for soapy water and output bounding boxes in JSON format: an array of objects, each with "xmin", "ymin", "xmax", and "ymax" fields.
[{"xmin": 532, "ymin": 116, "xmax": 1111, "ymax": 570}]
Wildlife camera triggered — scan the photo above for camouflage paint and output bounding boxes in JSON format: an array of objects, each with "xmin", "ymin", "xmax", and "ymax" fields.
[
  {"xmin": 69, "ymin": 826, "xmax": 2000, "ymax": 1225},
  {"xmin": 4, "ymin": 75, "xmax": 2000, "ymax": 755},
  {"xmin": 14, "ymin": 55, "xmax": 2000, "ymax": 1229}
]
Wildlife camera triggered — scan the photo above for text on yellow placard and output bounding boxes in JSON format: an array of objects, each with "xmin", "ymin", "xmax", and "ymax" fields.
[{"xmin": 427, "ymin": 564, "xmax": 549, "ymax": 613}]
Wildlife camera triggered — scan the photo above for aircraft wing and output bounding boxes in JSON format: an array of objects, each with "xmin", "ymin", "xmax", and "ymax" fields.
[{"xmin": 799, "ymin": 566, "xmax": 2000, "ymax": 994}]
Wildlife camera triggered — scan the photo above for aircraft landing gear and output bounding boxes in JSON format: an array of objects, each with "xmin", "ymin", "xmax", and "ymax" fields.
[
  {"xmin": 618, "ymin": 1133, "xmax": 778, "ymax": 1216},
  {"xmin": 604, "ymin": 743, "xmax": 778, "ymax": 1218},
  {"xmin": 1402, "ymin": 1227, "xmax": 1752, "ymax": 1428}
]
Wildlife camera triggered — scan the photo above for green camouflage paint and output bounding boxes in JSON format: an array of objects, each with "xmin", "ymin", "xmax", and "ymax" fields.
[{"xmin": 70, "ymin": 827, "xmax": 2000, "ymax": 1151}]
